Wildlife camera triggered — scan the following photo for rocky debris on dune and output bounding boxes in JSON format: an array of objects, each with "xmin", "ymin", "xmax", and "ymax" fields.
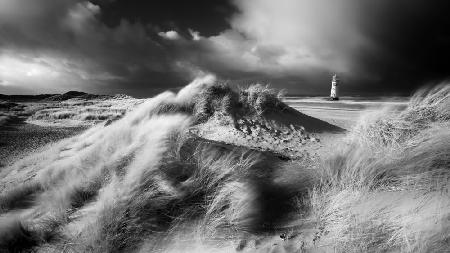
[
  {"xmin": 236, "ymin": 116, "xmax": 319, "ymax": 145},
  {"xmin": 194, "ymin": 113, "xmax": 322, "ymax": 160}
]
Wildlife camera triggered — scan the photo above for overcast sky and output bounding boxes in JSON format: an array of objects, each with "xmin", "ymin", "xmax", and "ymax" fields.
[{"xmin": 1, "ymin": 0, "xmax": 450, "ymax": 96}]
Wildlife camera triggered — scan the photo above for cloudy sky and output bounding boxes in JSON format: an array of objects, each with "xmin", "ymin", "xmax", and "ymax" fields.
[{"xmin": 1, "ymin": 0, "xmax": 450, "ymax": 96}]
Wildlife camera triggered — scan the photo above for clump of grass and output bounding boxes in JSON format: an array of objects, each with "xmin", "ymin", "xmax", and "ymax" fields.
[
  {"xmin": 351, "ymin": 83, "xmax": 450, "ymax": 148},
  {"xmin": 0, "ymin": 218, "xmax": 40, "ymax": 252},
  {"xmin": 193, "ymin": 83, "xmax": 239, "ymax": 123},
  {"xmin": 76, "ymin": 139, "xmax": 268, "ymax": 252},
  {"xmin": 0, "ymin": 216, "xmax": 61, "ymax": 253},
  {"xmin": 150, "ymin": 102, "xmax": 194, "ymax": 116},
  {"xmin": 0, "ymin": 182, "xmax": 43, "ymax": 213},
  {"xmin": 191, "ymin": 83, "xmax": 286, "ymax": 125},
  {"xmin": 240, "ymin": 84, "xmax": 286, "ymax": 115},
  {"xmin": 310, "ymin": 83, "xmax": 450, "ymax": 252}
]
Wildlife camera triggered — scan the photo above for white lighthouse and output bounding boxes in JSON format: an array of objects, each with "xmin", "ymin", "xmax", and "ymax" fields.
[{"xmin": 330, "ymin": 74, "xmax": 340, "ymax": 100}]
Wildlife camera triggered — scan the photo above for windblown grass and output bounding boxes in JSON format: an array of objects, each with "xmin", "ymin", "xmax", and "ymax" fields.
[
  {"xmin": 0, "ymin": 79, "xmax": 448, "ymax": 253},
  {"xmin": 0, "ymin": 78, "xmax": 306, "ymax": 252},
  {"xmin": 350, "ymin": 84, "xmax": 450, "ymax": 148},
  {"xmin": 311, "ymin": 83, "xmax": 450, "ymax": 252}
]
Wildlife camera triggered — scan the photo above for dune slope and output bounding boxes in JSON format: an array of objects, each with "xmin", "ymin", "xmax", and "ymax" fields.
[{"xmin": 0, "ymin": 81, "xmax": 324, "ymax": 252}]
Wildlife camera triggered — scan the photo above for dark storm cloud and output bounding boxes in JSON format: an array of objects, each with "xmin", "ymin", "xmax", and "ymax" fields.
[
  {"xmin": 197, "ymin": 0, "xmax": 450, "ymax": 95},
  {"xmin": 338, "ymin": 0, "xmax": 450, "ymax": 94},
  {"xmin": 0, "ymin": 0, "xmax": 449, "ymax": 96},
  {"xmin": 91, "ymin": 0, "xmax": 237, "ymax": 36},
  {"xmin": 0, "ymin": 0, "xmax": 191, "ymax": 95}
]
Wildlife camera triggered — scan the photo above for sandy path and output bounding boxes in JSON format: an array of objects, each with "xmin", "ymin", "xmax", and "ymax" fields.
[{"xmin": 0, "ymin": 117, "xmax": 87, "ymax": 168}]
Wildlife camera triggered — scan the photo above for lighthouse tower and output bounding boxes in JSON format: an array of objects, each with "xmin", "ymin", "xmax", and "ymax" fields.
[{"xmin": 330, "ymin": 74, "xmax": 340, "ymax": 100}]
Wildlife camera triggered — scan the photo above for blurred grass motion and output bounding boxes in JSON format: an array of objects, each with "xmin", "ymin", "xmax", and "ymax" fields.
[{"xmin": 312, "ymin": 84, "xmax": 450, "ymax": 252}]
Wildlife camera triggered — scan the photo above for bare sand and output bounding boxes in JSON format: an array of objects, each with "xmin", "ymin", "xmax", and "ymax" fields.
[
  {"xmin": 0, "ymin": 97, "xmax": 139, "ymax": 168},
  {"xmin": 0, "ymin": 117, "xmax": 87, "ymax": 168},
  {"xmin": 284, "ymin": 96, "xmax": 408, "ymax": 130}
]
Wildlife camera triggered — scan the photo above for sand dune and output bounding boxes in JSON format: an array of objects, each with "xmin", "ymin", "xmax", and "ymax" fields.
[{"xmin": 0, "ymin": 81, "xmax": 448, "ymax": 252}]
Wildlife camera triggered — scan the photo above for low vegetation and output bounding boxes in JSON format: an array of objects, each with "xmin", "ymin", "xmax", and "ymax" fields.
[{"xmin": 27, "ymin": 98, "xmax": 142, "ymax": 127}]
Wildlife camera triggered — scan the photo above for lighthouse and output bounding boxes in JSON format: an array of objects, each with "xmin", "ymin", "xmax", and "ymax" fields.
[{"xmin": 330, "ymin": 74, "xmax": 340, "ymax": 100}]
